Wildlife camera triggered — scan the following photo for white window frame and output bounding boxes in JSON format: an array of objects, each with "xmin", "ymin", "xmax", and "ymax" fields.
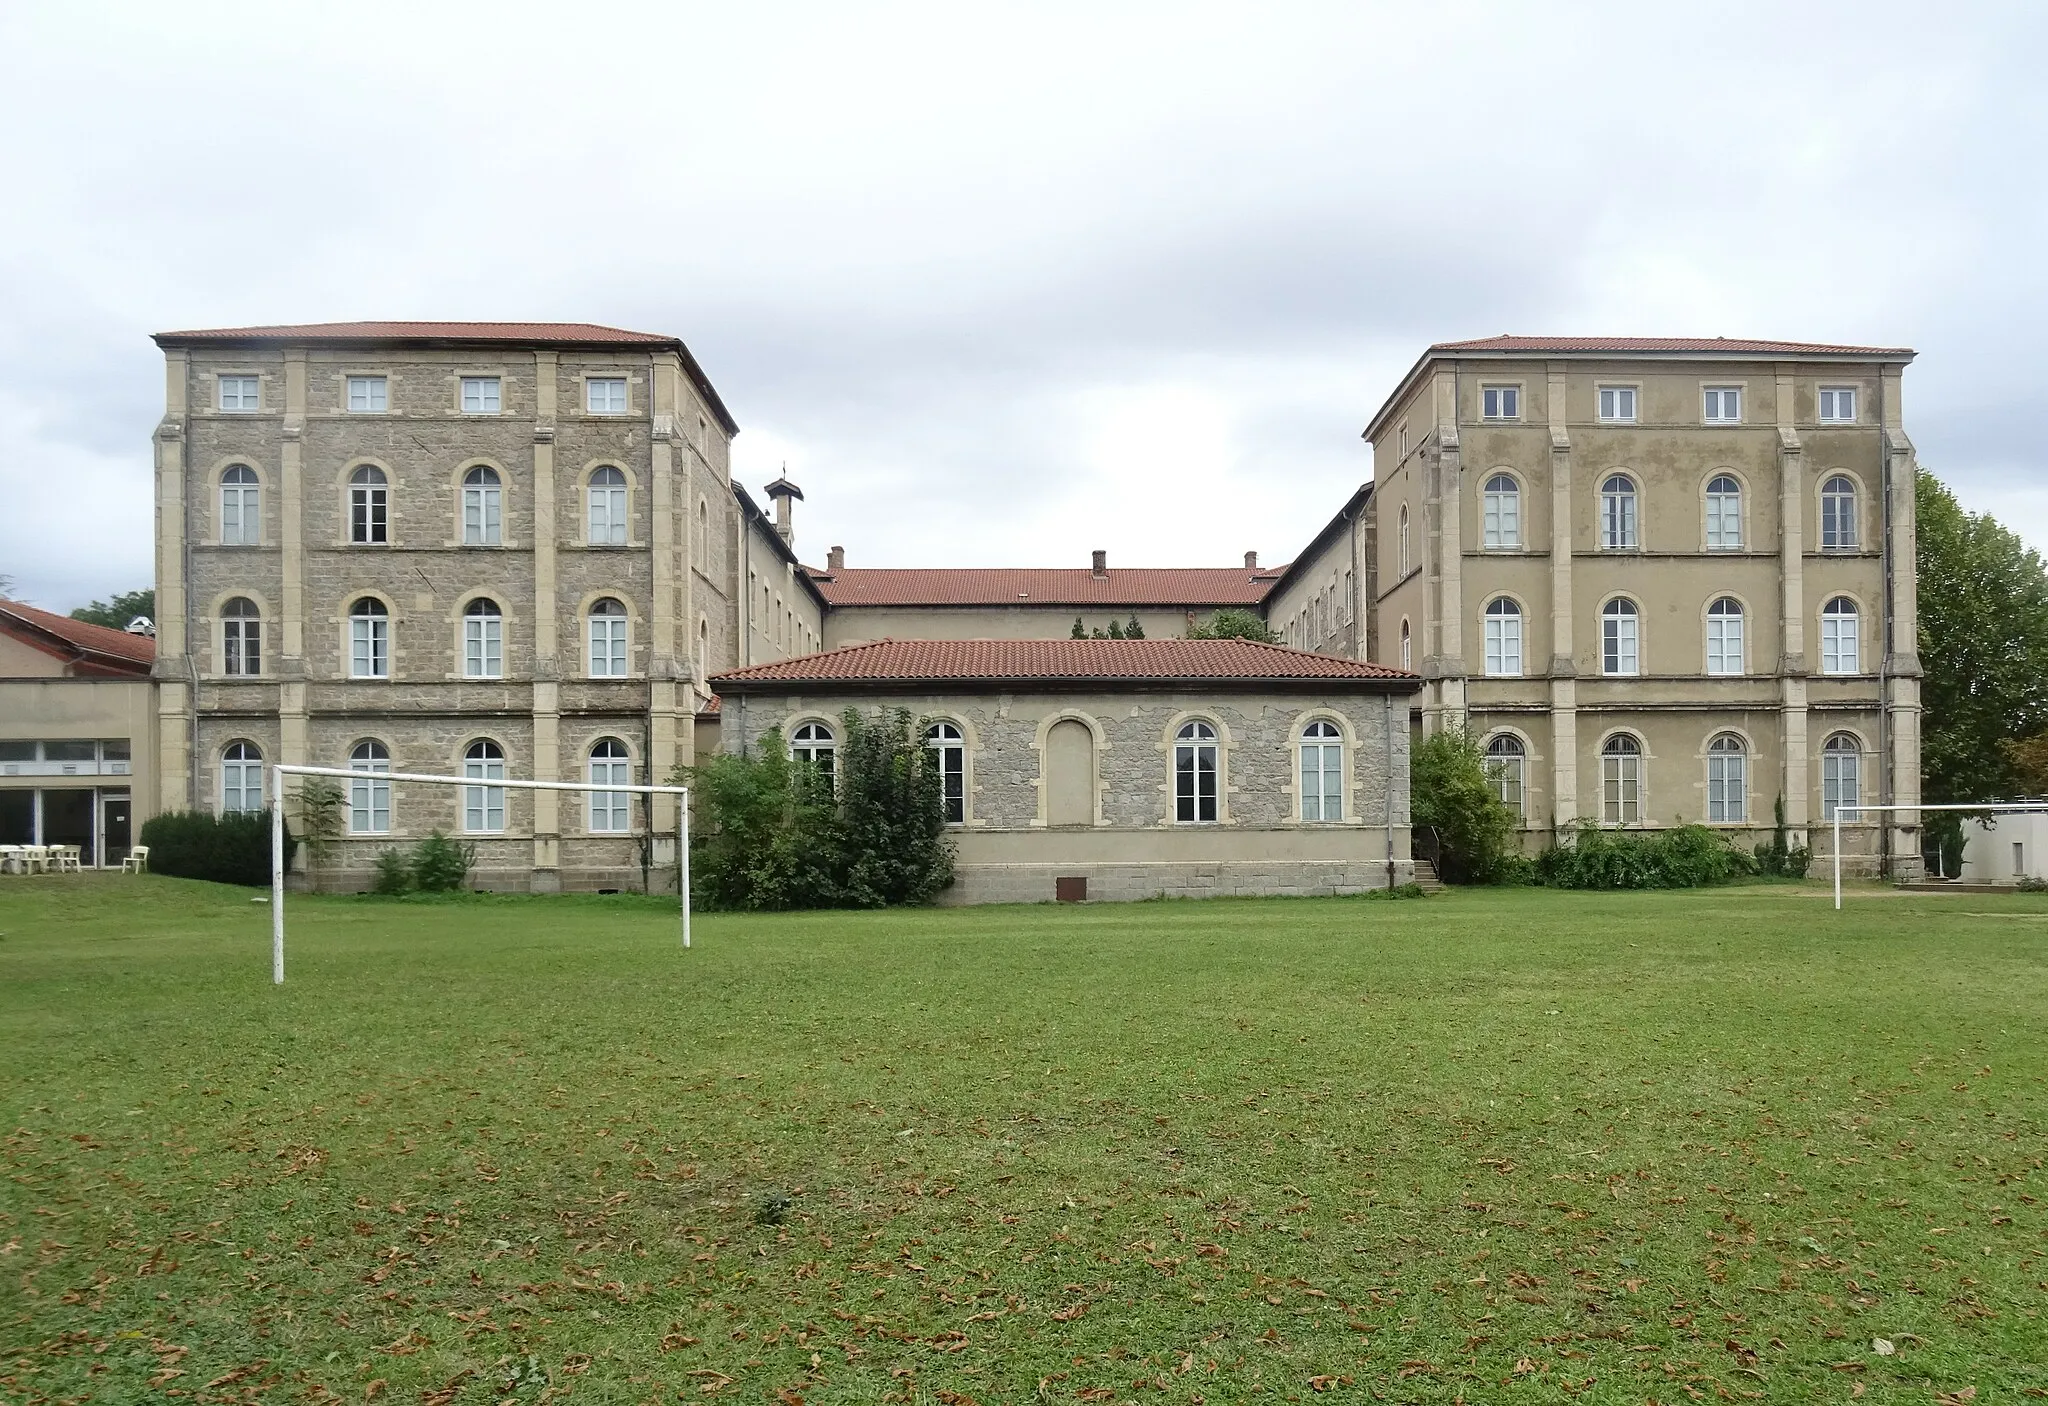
[
  {"xmin": 1601, "ymin": 735, "xmax": 1643, "ymax": 824},
  {"xmin": 349, "ymin": 740, "xmax": 392, "ymax": 834},
  {"xmin": 587, "ymin": 738, "xmax": 633, "ymax": 833},
  {"xmin": 220, "ymin": 465, "xmax": 261, "ymax": 545},
  {"xmin": 462, "ymin": 466, "xmax": 502, "ymax": 546},
  {"xmin": 1397, "ymin": 506, "xmax": 1411, "ymax": 577},
  {"xmin": 586, "ymin": 377, "xmax": 628, "ymax": 414},
  {"xmin": 925, "ymin": 721, "xmax": 967, "ymax": 824},
  {"xmin": 1298, "ymin": 720, "xmax": 1343, "ymax": 822},
  {"xmin": 1174, "ymin": 720, "xmax": 1220, "ymax": 824},
  {"xmin": 1602, "ymin": 598, "xmax": 1640, "ymax": 676},
  {"xmin": 346, "ymin": 376, "xmax": 389, "ymax": 413},
  {"xmin": 1707, "ymin": 735, "xmax": 1747, "ymax": 824},
  {"xmin": 1483, "ymin": 598, "xmax": 1523, "ymax": 678},
  {"xmin": 463, "ymin": 599, "xmax": 503, "ymax": 679},
  {"xmin": 1702, "ymin": 385, "xmax": 1742, "ymax": 424},
  {"xmin": 218, "ymin": 375, "xmax": 260, "ymax": 412},
  {"xmin": 1600, "ymin": 475, "xmax": 1638, "ymax": 550},
  {"xmin": 222, "ymin": 598, "xmax": 262, "ymax": 677},
  {"xmin": 1820, "ymin": 476, "xmax": 1859, "ymax": 550},
  {"xmin": 1705, "ymin": 475, "xmax": 1742, "ymax": 550},
  {"xmin": 221, "ymin": 741, "xmax": 264, "ymax": 814},
  {"xmin": 1821, "ymin": 735, "xmax": 1860, "ymax": 821},
  {"xmin": 1705, "ymin": 597, "xmax": 1744, "ymax": 676},
  {"xmin": 1481, "ymin": 473, "xmax": 1520, "ymax": 549},
  {"xmin": 350, "ymin": 600, "xmax": 390, "ymax": 679},
  {"xmin": 791, "ymin": 722, "xmax": 836, "ymax": 788},
  {"xmin": 1485, "ymin": 734, "xmax": 1526, "ymax": 821},
  {"xmin": 1597, "ymin": 384, "xmax": 1637, "ymax": 423},
  {"xmin": 587, "ymin": 599, "xmax": 629, "ymax": 677},
  {"xmin": 1818, "ymin": 386, "xmax": 1857, "ymax": 424},
  {"xmin": 1399, "ymin": 619, "xmax": 1411, "ymax": 672},
  {"xmin": 1480, "ymin": 384, "xmax": 1520, "ymax": 420},
  {"xmin": 349, "ymin": 466, "xmax": 389, "ymax": 545},
  {"xmin": 463, "ymin": 740, "xmax": 507, "ymax": 833},
  {"xmin": 460, "ymin": 376, "xmax": 502, "ymax": 414},
  {"xmin": 588, "ymin": 466, "xmax": 628, "ymax": 545},
  {"xmin": 1820, "ymin": 598, "xmax": 1860, "ymax": 674}
]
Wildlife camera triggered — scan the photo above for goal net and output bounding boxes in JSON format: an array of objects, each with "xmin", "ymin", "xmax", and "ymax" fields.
[{"xmin": 266, "ymin": 763, "xmax": 690, "ymax": 983}]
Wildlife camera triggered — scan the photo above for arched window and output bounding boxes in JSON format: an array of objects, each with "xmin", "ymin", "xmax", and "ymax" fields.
[
  {"xmin": 1299, "ymin": 719, "xmax": 1343, "ymax": 822},
  {"xmin": 588, "ymin": 737, "xmax": 632, "ymax": 832},
  {"xmin": 1821, "ymin": 475, "xmax": 1859, "ymax": 550},
  {"xmin": 697, "ymin": 618, "xmax": 709, "ymax": 684},
  {"xmin": 925, "ymin": 721, "xmax": 966, "ymax": 824},
  {"xmin": 791, "ymin": 722, "xmax": 836, "ymax": 786},
  {"xmin": 349, "ymin": 597, "xmax": 389, "ymax": 678},
  {"xmin": 1601, "ymin": 597, "xmax": 1640, "ymax": 676},
  {"xmin": 1601, "ymin": 734, "xmax": 1642, "ymax": 824},
  {"xmin": 221, "ymin": 465, "xmax": 260, "ymax": 545},
  {"xmin": 1398, "ymin": 506, "xmax": 1410, "ymax": 577},
  {"xmin": 348, "ymin": 465, "xmax": 388, "ymax": 544},
  {"xmin": 1485, "ymin": 734, "xmax": 1526, "ymax": 821},
  {"xmin": 1707, "ymin": 734, "xmax": 1747, "ymax": 823},
  {"xmin": 462, "ymin": 466, "xmax": 502, "ymax": 546},
  {"xmin": 1822, "ymin": 734, "xmax": 1861, "ymax": 821},
  {"xmin": 1705, "ymin": 596, "xmax": 1744, "ymax": 676},
  {"xmin": 1820, "ymin": 597, "xmax": 1860, "ymax": 674},
  {"xmin": 349, "ymin": 739, "xmax": 391, "ymax": 834},
  {"xmin": 221, "ymin": 740, "xmax": 263, "ymax": 813},
  {"xmin": 588, "ymin": 466, "xmax": 627, "ymax": 545},
  {"xmin": 463, "ymin": 739, "xmax": 505, "ymax": 833},
  {"xmin": 222, "ymin": 597, "xmax": 261, "ymax": 676},
  {"xmin": 463, "ymin": 597, "xmax": 503, "ymax": 678},
  {"xmin": 1399, "ymin": 618, "xmax": 1412, "ymax": 671},
  {"xmin": 1600, "ymin": 475, "xmax": 1638, "ymax": 549},
  {"xmin": 1483, "ymin": 597, "xmax": 1522, "ymax": 677},
  {"xmin": 1705, "ymin": 474, "xmax": 1742, "ymax": 550},
  {"xmin": 1482, "ymin": 474, "xmax": 1520, "ymax": 549},
  {"xmin": 585, "ymin": 598, "xmax": 628, "ymax": 677},
  {"xmin": 697, "ymin": 498, "xmax": 710, "ymax": 569},
  {"xmin": 1174, "ymin": 720, "xmax": 1219, "ymax": 823}
]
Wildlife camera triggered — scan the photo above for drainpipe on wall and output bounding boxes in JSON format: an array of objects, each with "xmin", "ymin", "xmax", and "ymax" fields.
[
  {"xmin": 182, "ymin": 358, "xmax": 200, "ymax": 812},
  {"xmin": 1382, "ymin": 691, "xmax": 1396, "ymax": 890},
  {"xmin": 1877, "ymin": 371, "xmax": 1894, "ymax": 876}
]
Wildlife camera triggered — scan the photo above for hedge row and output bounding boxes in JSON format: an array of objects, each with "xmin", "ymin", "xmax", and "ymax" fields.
[{"xmin": 138, "ymin": 809, "xmax": 294, "ymax": 887}]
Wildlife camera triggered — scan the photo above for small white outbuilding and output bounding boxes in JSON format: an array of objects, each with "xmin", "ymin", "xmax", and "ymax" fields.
[{"xmin": 1957, "ymin": 810, "xmax": 2048, "ymax": 884}]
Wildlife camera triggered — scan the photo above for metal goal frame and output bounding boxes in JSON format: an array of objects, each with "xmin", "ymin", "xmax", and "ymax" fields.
[
  {"xmin": 1832, "ymin": 801, "xmax": 2048, "ymax": 909},
  {"xmin": 268, "ymin": 763, "xmax": 690, "ymax": 983}
]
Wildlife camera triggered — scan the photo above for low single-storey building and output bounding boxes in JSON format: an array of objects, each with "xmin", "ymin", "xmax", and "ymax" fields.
[{"xmin": 709, "ymin": 637, "xmax": 1422, "ymax": 904}]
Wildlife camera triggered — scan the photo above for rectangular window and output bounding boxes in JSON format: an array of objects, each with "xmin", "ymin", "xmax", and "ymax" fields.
[
  {"xmin": 589, "ymin": 759, "xmax": 632, "ymax": 832},
  {"xmin": 464, "ymin": 617, "xmax": 502, "ymax": 678},
  {"xmin": 1483, "ymin": 613, "xmax": 1522, "ymax": 678},
  {"xmin": 1702, "ymin": 386, "xmax": 1742, "ymax": 423},
  {"xmin": 464, "ymin": 765, "xmax": 506, "ymax": 832},
  {"xmin": 349, "ymin": 768, "xmax": 391, "ymax": 834},
  {"xmin": 1602, "ymin": 614, "xmax": 1639, "ymax": 676},
  {"xmin": 461, "ymin": 377, "xmax": 502, "ymax": 414},
  {"xmin": 1481, "ymin": 385, "xmax": 1519, "ymax": 420},
  {"xmin": 587, "ymin": 377, "xmax": 628, "ymax": 414},
  {"xmin": 224, "ymin": 619, "xmax": 261, "ymax": 676},
  {"xmin": 351, "ymin": 617, "xmax": 389, "ymax": 678},
  {"xmin": 2015, "ymin": 841, "xmax": 2026, "ymax": 877},
  {"xmin": 219, "ymin": 376, "xmax": 260, "ymax": 411},
  {"xmin": 1597, "ymin": 385, "xmax": 1636, "ymax": 422},
  {"xmin": 1299, "ymin": 740, "xmax": 1342, "ymax": 822},
  {"xmin": 1818, "ymin": 386, "xmax": 1857, "ymax": 423},
  {"xmin": 347, "ymin": 376, "xmax": 389, "ymax": 413},
  {"xmin": 1602, "ymin": 754, "xmax": 1641, "ymax": 824},
  {"xmin": 1708, "ymin": 754, "xmax": 1747, "ymax": 823},
  {"xmin": 1822, "ymin": 751, "xmax": 1860, "ymax": 821},
  {"xmin": 1705, "ymin": 614, "xmax": 1743, "ymax": 676}
]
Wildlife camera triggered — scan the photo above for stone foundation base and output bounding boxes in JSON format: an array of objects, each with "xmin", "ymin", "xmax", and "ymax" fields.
[
  {"xmin": 287, "ymin": 865, "xmax": 678, "ymax": 895},
  {"xmin": 937, "ymin": 859, "xmax": 1414, "ymax": 906}
]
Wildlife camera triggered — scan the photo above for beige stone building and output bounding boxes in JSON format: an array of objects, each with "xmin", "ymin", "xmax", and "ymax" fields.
[
  {"xmin": 1342, "ymin": 336, "xmax": 1921, "ymax": 875},
  {"xmin": 0, "ymin": 601, "xmax": 158, "ymax": 865}
]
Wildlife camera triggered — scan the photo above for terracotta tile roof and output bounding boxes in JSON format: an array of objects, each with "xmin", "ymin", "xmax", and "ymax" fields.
[
  {"xmin": 0, "ymin": 599, "xmax": 156, "ymax": 675},
  {"xmin": 713, "ymin": 637, "xmax": 1417, "ymax": 688},
  {"xmin": 1432, "ymin": 335, "xmax": 1915, "ymax": 356},
  {"xmin": 154, "ymin": 321, "xmax": 678, "ymax": 347},
  {"xmin": 808, "ymin": 567, "xmax": 1282, "ymax": 608},
  {"xmin": 696, "ymin": 694, "xmax": 722, "ymax": 718}
]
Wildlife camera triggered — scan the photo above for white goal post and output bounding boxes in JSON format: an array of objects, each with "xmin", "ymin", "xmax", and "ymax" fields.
[
  {"xmin": 268, "ymin": 763, "xmax": 690, "ymax": 984},
  {"xmin": 1832, "ymin": 801, "xmax": 2048, "ymax": 909}
]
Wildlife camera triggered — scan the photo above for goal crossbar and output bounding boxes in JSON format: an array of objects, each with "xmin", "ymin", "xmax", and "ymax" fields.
[
  {"xmin": 269, "ymin": 762, "xmax": 691, "ymax": 984},
  {"xmin": 1832, "ymin": 801, "xmax": 2048, "ymax": 909}
]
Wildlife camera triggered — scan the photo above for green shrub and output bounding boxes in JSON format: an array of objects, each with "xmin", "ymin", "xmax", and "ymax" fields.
[
  {"xmin": 1412, "ymin": 728, "xmax": 1520, "ymax": 884},
  {"xmin": 1185, "ymin": 608, "xmax": 1279, "ymax": 643},
  {"xmin": 371, "ymin": 848, "xmax": 414, "ymax": 895},
  {"xmin": 1752, "ymin": 796, "xmax": 1813, "ymax": 879},
  {"xmin": 1537, "ymin": 823, "xmax": 1756, "ymax": 890},
  {"xmin": 410, "ymin": 831, "xmax": 475, "ymax": 892},
  {"xmin": 138, "ymin": 809, "xmax": 292, "ymax": 887}
]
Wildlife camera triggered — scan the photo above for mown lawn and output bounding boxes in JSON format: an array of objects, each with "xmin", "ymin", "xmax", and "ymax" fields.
[{"xmin": 1, "ymin": 877, "xmax": 2044, "ymax": 1405}]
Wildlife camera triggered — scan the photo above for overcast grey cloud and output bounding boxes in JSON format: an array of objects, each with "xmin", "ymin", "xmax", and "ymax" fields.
[{"xmin": 2, "ymin": 1, "xmax": 2044, "ymax": 610}]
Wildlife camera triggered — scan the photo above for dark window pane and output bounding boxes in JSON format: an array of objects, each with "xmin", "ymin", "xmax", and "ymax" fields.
[{"xmin": 0, "ymin": 790, "xmax": 31, "ymax": 843}]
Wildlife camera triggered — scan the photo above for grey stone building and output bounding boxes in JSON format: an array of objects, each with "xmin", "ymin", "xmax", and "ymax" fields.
[{"xmin": 711, "ymin": 637, "xmax": 1420, "ymax": 903}]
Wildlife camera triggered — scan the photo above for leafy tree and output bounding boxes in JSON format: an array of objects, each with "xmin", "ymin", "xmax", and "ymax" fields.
[
  {"xmin": 1186, "ymin": 608, "xmax": 1279, "ymax": 643},
  {"xmin": 294, "ymin": 778, "xmax": 347, "ymax": 893},
  {"xmin": 1070, "ymin": 617, "xmax": 1086, "ymax": 639},
  {"xmin": 831, "ymin": 709, "xmax": 955, "ymax": 907},
  {"xmin": 1125, "ymin": 615, "xmax": 1145, "ymax": 639},
  {"xmin": 1411, "ymin": 727, "xmax": 1518, "ymax": 883},
  {"xmin": 1106, "ymin": 619, "xmax": 1125, "ymax": 639},
  {"xmin": 70, "ymin": 588, "xmax": 155, "ymax": 629},
  {"xmin": 1918, "ymin": 468, "xmax": 2048, "ymax": 808}
]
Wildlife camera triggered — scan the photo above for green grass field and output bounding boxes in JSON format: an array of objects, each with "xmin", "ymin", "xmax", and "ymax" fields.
[{"xmin": 1, "ymin": 877, "xmax": 2043, "ymax": 1405}]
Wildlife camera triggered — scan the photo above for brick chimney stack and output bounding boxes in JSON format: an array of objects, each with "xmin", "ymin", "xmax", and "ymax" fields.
[
  {"xmin": 827, "ymin": 545, "xmax": 845, "ymax": 572},
  {"xmin": 1091, "ymin": 549, "xmax": 1107, "ymax": 578},
  {"xmin": 1244, "ymin": 551, "xmax": 1258, "ymax": 570}
]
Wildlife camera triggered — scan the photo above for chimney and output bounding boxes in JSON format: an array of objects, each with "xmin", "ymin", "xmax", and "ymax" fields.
[
  {"xmin": 1244, "ymin": 551, "xmax": 1258, "ymax": 570},
  {"xmin": 827, "ymin": 545, "xmax": 844, "ymax": 573},
  {"xmin": 763, "ymin": 473, "xmax": 804, "ymax": 548},
  {"xmin": 1091, "ymin": 549, "xmax": 1107, "ymax": 578}
]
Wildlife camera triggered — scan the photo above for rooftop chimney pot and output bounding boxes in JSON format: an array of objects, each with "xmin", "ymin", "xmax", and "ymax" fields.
[
  {"xmin": 827, "ymin": 545, "xmax": 845, "ymax": 573},
  {"xmin": 1091, "ymin": 549, "xmax": 1107, "ymax": 577}
]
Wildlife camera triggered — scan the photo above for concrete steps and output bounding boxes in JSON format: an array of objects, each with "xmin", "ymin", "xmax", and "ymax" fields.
[{"xmin": 1412, "ymin": 858, "xmax": 1447, "ymax": 894}]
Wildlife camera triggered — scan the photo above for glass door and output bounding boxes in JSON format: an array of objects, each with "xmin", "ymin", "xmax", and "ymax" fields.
[{"xmin": 102, "ymin": 791, "xmax": 132, "ymax": 868}]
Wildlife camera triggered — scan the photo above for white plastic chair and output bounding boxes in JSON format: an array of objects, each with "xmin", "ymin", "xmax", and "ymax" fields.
[
  {"xmin": 21, "ymin": 846, "xmax": 50, "ymax": 874},
  {"xmin": 121, "ymin": 845, "xmax": 150, "ymax": 874},
  {"xmin": 54, "ymin": 845, "xmax": 83, "ymax": 873},
  {"xmin": 0, "ymin": 846, "xmax": 21, "ymax": 875}
]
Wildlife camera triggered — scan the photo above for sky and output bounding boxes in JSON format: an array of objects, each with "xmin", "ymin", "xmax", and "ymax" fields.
[{"xmin": 2, "ymin": 1, "xmax": 2045, "ymax": 612}]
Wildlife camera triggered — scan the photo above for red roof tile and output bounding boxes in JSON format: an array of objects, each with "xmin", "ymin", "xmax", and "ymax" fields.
[
  {"xmin": 809, "ymin": 567, "xmax": 1280, "ymax": 608},
  {"xmin": 1431, "ymin": 335, "xmax": 1914, "ymax": 356},
  {"xmin": 713, "ymin": 638, "xmax": 1416, "ymax": 688},
  {"xmin": 154, "ymin": 321, "xmax": 678, "ymax": 347},
  {"xmin": 0, "ymin": 600, "xmax": 156, "ymax": 675}
]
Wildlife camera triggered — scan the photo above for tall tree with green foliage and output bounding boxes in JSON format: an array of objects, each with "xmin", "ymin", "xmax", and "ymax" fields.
[
  {"xmin": 1917, "ymin": 468, "xmax": 2048, "ymax": 807},
  {"xmin": 70, "ymin": 588, "xmax": 155, "ymax": 629},
  {"xmin": 1411, "ymin": 727, "xmax": 1519, "ymax": 884},
  {"xmin": 1186, "ymin": 608, "xmax": 1279, "ymax": 644}
]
